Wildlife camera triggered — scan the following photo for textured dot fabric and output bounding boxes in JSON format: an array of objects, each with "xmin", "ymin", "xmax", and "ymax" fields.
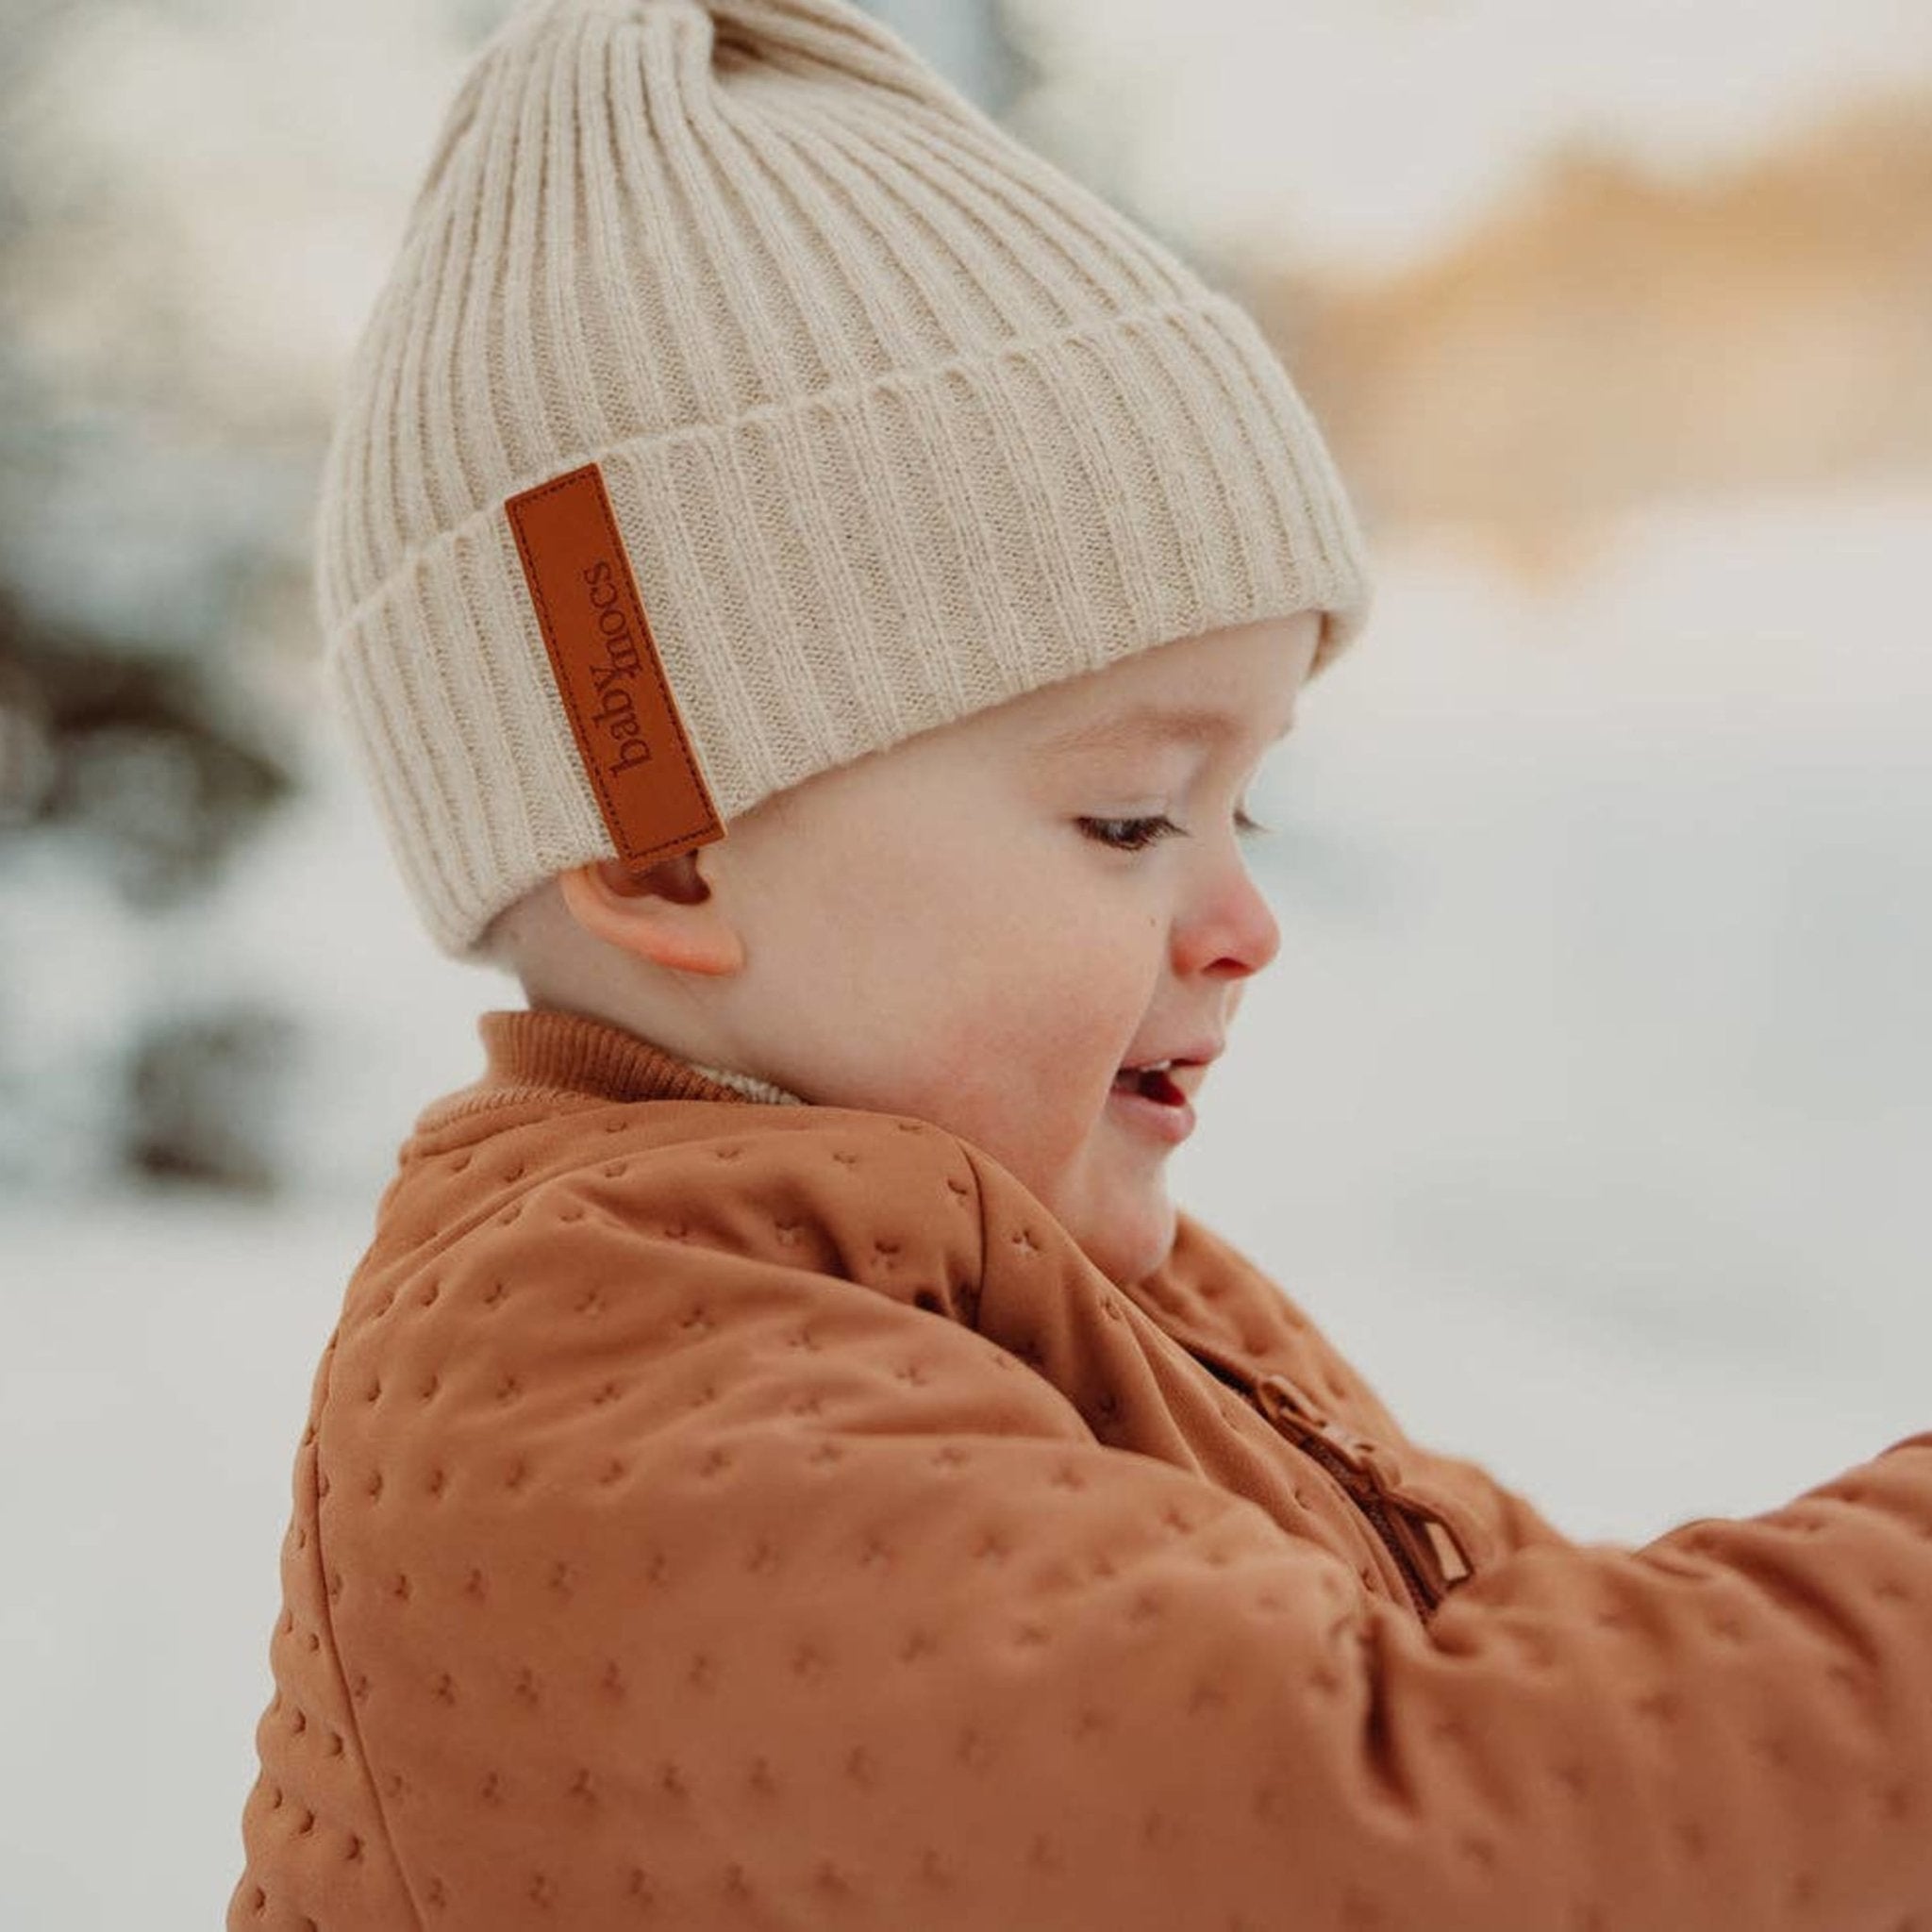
[
  {"xmin": 230, "ymin": 1006, "xmax": 1932, "ymax": 1929},
  {"xmin": 312, "ymin": 0, "xmax": 1373, "ymax": 962}
]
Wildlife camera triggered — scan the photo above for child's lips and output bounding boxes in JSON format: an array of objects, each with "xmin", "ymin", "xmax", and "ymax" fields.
[
  {"xmin": 1114, "ymin": 1040, "xmax": 1223, "ymax": 1102},
  {"xmin": 1107, "ymin": 1071, "xmax": 1198, "ymax": 1143},
  {"xmin": 1112, "ymin": 1058, "xmax": 1212, "ymax": 1103}
]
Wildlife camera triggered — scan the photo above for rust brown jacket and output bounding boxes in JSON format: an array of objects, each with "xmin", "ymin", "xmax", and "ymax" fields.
[{"xmin": 231, "ymin": 1006, "xmax": 1932, "ymax": 1930}]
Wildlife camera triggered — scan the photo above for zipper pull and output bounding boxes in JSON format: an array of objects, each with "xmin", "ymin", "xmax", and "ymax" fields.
[
  {"xmin": 1385, "ymin": 1506, "xmax": 1475, "ymax": 1595},
  {"xmin": 1255, "ymin": 1372, "xmax": 1474, "ymax": 1600},
  {"xmin": 1253, "ymin": 1372, "xmax": 1386, "ymax": 1481}
]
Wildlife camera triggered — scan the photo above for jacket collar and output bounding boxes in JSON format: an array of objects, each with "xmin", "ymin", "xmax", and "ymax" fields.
[{"xmin": 416, "ymin": 1006, "xmax": 807, "ymax": 1131}]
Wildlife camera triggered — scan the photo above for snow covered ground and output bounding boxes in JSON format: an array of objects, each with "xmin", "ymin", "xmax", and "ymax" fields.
[{"xmin": 5, "ymin": 492, "xmax": 1929, "ymax": 1926}]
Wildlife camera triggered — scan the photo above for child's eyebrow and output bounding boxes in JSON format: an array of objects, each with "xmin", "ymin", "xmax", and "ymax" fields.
[{"xmin": 1034, "ymin": 704, "xmax": 1295, "ymax": 759}]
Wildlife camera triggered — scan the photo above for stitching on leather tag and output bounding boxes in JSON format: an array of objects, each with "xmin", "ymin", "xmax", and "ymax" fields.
[{"xmin": 505, "ymin": 460, "xmax": 724, "ymax": 873}]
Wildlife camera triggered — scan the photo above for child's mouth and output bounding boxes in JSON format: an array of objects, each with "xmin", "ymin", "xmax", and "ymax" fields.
[
  {"xmin": 1112, "ymin": 1065, "xmax": 1187, "ymax": 1106},
  {"xmin": 1108, "ymin": 1064, "xmax": 1197, "ymax": 1143}
]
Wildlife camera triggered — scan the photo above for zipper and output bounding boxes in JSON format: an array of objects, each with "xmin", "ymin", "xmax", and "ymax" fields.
[{"xmin": 1182, "ymin": 1339, "xmax": 1473, "ymax": 1620}]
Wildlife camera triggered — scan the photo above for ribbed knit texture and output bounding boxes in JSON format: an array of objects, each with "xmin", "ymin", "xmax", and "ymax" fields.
[
  {"xmin": 315, "ymin": 0, "xmax": 1374, "ymax": 961},
  {"xmin": 414, "ymin": 1003, "xmax": 801, "ymax": 1124}
]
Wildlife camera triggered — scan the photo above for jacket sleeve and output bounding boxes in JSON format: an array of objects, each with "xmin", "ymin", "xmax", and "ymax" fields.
[{"xmin": 316, "ymin": 1156, "xmax": 1932, "ymax": 1932}]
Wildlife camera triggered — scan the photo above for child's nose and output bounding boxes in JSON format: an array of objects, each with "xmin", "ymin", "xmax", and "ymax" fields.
[{"xmin": 1177, "ymin": 855, "xmax": 1282, "ymax": 980}]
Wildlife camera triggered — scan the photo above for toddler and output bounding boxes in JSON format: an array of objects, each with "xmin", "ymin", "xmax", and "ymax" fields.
[{"xmin": 230, "ymin": 0, "xmax": 1932, "ymax": 1925}]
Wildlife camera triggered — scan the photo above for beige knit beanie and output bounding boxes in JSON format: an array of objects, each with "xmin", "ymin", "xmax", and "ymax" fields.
[{"xmin": 315, "ymin": 0, "xmax": 1374, "ymax": 963}]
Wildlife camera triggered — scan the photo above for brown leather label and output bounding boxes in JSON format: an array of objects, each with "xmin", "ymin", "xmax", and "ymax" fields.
[{"xmin": 504, "ymin": 460, "xmax": 724, "ymax": 874}]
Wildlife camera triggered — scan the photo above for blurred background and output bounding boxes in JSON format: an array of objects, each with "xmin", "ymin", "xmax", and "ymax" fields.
[{"xmin": 2, "ymin": 0, "xmax": 1927, "ymax": 1921}]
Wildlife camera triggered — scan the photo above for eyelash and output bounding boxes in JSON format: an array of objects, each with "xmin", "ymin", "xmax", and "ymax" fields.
[{"xmin": 1078, "ymin": 808, "xmax": 1271, "ymax": 854}]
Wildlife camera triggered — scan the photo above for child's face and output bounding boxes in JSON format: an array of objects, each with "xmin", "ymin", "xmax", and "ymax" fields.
[{"xmin": 698, "ymin": 612, "xmax": 1320, "ymax": 1288}]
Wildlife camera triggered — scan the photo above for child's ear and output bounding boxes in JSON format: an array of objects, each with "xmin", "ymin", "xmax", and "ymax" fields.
[{"xmin": 556, "ymin": 854, "xmax": 746, "ymax": 977}]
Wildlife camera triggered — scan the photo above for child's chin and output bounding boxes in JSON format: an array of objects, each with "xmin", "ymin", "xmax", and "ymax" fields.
[{"xmin": 1079, "ymin": 1193, "xmax": 1176, "ymax": 1290}]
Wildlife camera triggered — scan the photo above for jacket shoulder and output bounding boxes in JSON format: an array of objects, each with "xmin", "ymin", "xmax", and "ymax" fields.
[{"xmin": 375, "ymin": 1099, "xmax": 994, "ymax": 1326}]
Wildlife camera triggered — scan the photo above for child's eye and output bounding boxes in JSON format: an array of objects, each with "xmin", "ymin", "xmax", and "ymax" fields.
[
  {"xmin": 1079, "ymin": 814, "xmax": 1182, "ymax": 853},
  {"xmin": 1077, "ymin": 808, "xmax": 1271, "ymax": 853}
]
